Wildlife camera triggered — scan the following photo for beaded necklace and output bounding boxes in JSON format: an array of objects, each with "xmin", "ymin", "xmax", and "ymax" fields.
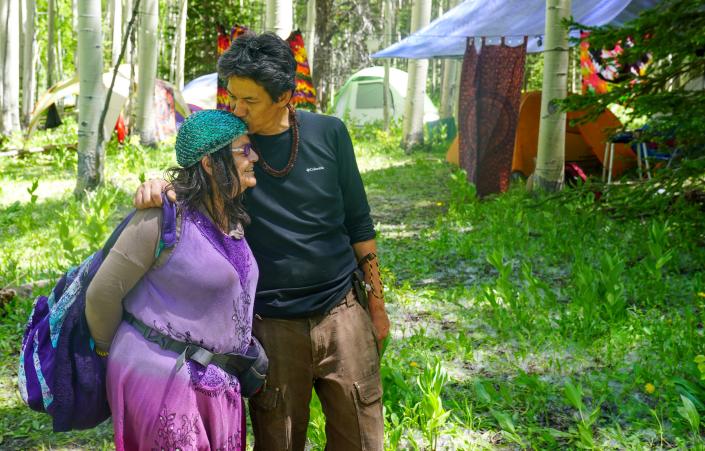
[{"xmin": 253, "ymin": 104, "xmax": 299, "ymax": 178}]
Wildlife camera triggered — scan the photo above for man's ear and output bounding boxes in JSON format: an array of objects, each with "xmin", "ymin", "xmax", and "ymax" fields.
[
  {"xmin": 276, "ymin": 90, "xmax": 293, "ymax": 107},
  {"xmin": 200, "ymin": 156, "xmax": 213, "ymax": 175}
]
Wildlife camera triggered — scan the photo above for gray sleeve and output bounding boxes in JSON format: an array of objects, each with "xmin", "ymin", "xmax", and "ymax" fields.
[{"xmin": 85, "ymin": 208, "xmax": 163, "ymax": 352}]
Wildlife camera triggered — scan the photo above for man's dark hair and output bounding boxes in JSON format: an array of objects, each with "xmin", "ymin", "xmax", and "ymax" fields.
[
  {"xmin": 217, "ymin": 32, "xmax": 297, "ymax": 103},
  {"xmin": 166, "ymin": 145, "xmax": 249, "ymax": 231}
]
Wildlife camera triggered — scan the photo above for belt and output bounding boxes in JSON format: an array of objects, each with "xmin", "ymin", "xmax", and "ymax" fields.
[
  {"xmin": 123, "ymin": 312, "xmax": 268, "ymax": 397},
  {"xmin": 332, "ymin": 289, "xmax": 358, "ymax": 312}
]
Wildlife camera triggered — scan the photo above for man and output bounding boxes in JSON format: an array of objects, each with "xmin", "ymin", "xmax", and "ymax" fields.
[{"xmin": 135, "ymin": 32, "xmax": 390, "ymax": 450}]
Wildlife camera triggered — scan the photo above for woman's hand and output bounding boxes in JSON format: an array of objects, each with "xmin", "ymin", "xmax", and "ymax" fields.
[{"xmin": 133, "ymin": 179, "xmax": 176, "ymax": 208}]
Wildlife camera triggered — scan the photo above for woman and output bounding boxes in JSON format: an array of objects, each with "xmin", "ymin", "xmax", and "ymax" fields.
[{"xmin": 85, "ymin": 110, "xmax": 259, "ymax": 450}]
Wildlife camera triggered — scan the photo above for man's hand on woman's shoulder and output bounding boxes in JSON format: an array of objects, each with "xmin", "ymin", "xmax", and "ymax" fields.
[{"xmin": 133, "ymin": 179, "xmax": 175, "ymax": 209}]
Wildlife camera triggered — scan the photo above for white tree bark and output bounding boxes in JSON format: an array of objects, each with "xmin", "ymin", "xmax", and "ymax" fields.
[
  {"xmin": 0, "ymin": 0, "xmax": 8, "ymax": 124},
  {"xmin": 266, "ymin": 0, "xmax": 292, "ymax": 40},
  {"xmin": 76, "ymin": 0, "xmax": 105, "ymax": 193},
  {"xmin": 136, "ymin": 0, "xmax": 158, "ymax": 145},
  {"xmin": 304, "ymin": 0, "xmax": 316, "ymax": 69},
  {"xmin": 71, "ymin": 0, "xmax": 78, "ymax": 67},
  {"xmin": 174, "ymin": 0, "xmax": 187, "ymax": 90},
  {"xmin": 401, "ymin": 0, "xmax": 431, "ymax": 150},
  {"xmin": 1, "ymin": 0, "xmax": 21, "ymax": 133},
  {"xmin": 21, "ymin": 0, "xmax": 37, "ymax": 128},
  {"xmin": 111, "ymin": 0, "xmax": 123, "ymax": 67},
  {"xmin": 534, "ymin": 0, "xmax": 571, "ymax": 191},
  {"xmin": 382, "ymin": 0, "xmax": 392, "ymax": 130},
  {"xmin": 47, "ymin": 0, "xmax": 55, "ymax": 86},
  {"xmin": 439, "ymin": 59, "xmax": 459, "ymax": 119},
  {"xmin": 123, "ymin": 0, "xmax": 134, "ymax": 65},
  {"xmin": 106, "ymin": 0, "xmax": 113, "ymax": 33},
  {"xmin": 55, "ymin": 16, "xmax": 64, "ymax": 81},
  {"xmin": 439, "ymin": 0, "xmax": 460, "ymax": 120}
]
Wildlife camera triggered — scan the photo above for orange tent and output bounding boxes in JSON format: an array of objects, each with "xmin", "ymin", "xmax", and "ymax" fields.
[{"xmin": 447, "ymin": 91, "xmax": 636, "ymax": 179}]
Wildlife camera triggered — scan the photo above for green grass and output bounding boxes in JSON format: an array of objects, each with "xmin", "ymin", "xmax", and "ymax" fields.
[{"xmin": 1, "ymin": 123, "xmax": 705, "ymax": 449}]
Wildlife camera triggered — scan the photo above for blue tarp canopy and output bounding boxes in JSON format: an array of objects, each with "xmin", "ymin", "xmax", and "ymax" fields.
[{"xmin": 372, "ymin": 0, "xmax": 659, "ymax": 59}]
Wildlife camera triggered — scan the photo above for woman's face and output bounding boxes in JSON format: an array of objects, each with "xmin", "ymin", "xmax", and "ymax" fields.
[{"xmin": 231, "ymin": 135, "xmax": 258, "ymax": 192}]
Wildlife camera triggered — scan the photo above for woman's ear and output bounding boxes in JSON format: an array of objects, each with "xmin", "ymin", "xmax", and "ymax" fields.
[{"xmin": 200, "ymin": 156, "xmax": 213, "ymax": 175}]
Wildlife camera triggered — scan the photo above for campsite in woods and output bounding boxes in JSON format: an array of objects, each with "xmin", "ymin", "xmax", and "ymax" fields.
[{"xmin": 1, "ymin": 0, "xmax": 705, "ymax": 449}]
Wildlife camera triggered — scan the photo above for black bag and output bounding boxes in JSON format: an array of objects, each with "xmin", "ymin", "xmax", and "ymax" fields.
[{"xmin": 352, "ymin": 268, "xmax": 369, "ymax": 309}]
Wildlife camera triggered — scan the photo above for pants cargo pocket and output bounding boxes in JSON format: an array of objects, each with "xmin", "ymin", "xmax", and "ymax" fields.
[
  {"xmin": 353, "ymin": 371, "xmax": 384, "ymax": 451},
  {"xmin": 354, "ymin": 301, "xmax": 382, "ymax": 362},
  {"xmin": 250, "ymin": 384, "xmax": 279, "ymax": 411},
  {"xmin": 249, "ymin": 385, "xmax": 292, "ymax": 451}
]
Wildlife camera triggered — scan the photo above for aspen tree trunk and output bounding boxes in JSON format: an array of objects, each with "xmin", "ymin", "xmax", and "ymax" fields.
[
  {"xmin": 453, "ymin": 60, "xmax": 461, "ymax": 118},
  {"xmin": 440, "ymin": 0, "xmax": 459, "ymax": 120},
  {"xmin": 0, "ymin": 0, "xmax": 7, "ymax": 130},
  {"xmin": 71, "ymin": 0, "xmax": 78, "ymax": 67},
  {"xmin": 431, "ymin": 2, "xmax": 441, "ymax": 98},
  {"xmin": 124, "ymin": 0, "xmax": 133, "ymax": 64},
  {"xmin": 126, "ymin": 0, "xmax": 137, "ymax": 134},
  {"xmin": 174, "ymin": 0, "xmax": 187, "ymax": 90},
  {"xmin": 56, "ymin": 19, "xmax": 64, "ymax": 81},
  {"xmin": 382, "ymin": 0, "xmax": 392, "ymax": 130},
  {"xmin": 266, "ymin": 0, "xmax": 292, "ymax": 40},
  {"xmin": 534, "ymin": 0, "xmax": 571, "ymax": 191},
  {"xmin": 401, "ymin": 0, "xmax": 431, "ymax": 151},
  {"xmin": 47, "ymin": 0, "xmax": 55, "ymax": 86},
  {"xmin": 168, "ymin": 0, "xmax": 177, "ymax": 84},
  {"xmin": 21, "ymin": 0, "xmax": 37, "ymax": 128},
  {"xmin": 106, "ymin": 0, "xmax": 113, "ymax": 40},
  {"xmin": 75, "ymin": 0, "xmax": 106, "ymax": 193},
  {"xmin": 313, "ymin": 0, "xmax": 333, "ymax": 109},
  {"xmin": 304, "ymin": 0, "xmax": 315, "ymax": 69},
  {"xmin": 159, "ymin": 0, "xmax": 170, "ymax": 81},
  {"xmin": 111, "ymin": 0, "xmax": 123, "ymax": 67},
  {"xmin": 136, "ymin": 0, "xmax": 158, "ymax": 146},
  {"xmin": 1, "ymin": 0, "xmax": 20, "ymax": 133},
  {"xmin": 440, "ymin": 59, "xmax": 459, "ymax": 119}
]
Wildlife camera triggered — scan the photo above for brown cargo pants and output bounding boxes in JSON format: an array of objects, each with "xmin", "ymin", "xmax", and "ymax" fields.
[{"xmin": 249, "ymin": 289, "xmax": 384, "ymax": 451}]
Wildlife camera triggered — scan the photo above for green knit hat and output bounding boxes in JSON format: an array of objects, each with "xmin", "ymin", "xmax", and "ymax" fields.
[{"xmin": 175, "ymin": 109, "xmax": 248, "ymax": 168}]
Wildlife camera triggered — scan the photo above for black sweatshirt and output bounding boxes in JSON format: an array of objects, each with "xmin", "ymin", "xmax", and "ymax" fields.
[{"xmin": 243, "ymin": 110, "xmax": 375, "ymax": 318}]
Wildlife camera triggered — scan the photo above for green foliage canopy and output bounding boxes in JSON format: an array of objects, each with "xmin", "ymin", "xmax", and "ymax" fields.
[{"xmin": 560, "ymin": 0, "xmax": 705, "ymax": 156}]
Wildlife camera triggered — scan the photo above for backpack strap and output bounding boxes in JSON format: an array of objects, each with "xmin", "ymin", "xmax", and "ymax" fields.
[{"xmin": 155, "ymin": 193, "xmax": 177, "ymax": 258}]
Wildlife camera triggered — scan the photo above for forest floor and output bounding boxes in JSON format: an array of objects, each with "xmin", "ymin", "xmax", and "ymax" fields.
[{"xmin": 1, "ymin": 121, "xmax": 705, "ymax": 449}]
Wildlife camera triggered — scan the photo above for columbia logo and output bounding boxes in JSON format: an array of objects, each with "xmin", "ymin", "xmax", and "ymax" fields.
[{"xmin": 306, "ymin": 166, "xmax": 325, "ymax": 172}]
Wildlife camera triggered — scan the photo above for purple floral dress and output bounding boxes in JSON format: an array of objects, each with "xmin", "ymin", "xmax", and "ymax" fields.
[{"xmin": 106, "ymin": 208, "xmax": 258, "ymax": 451}]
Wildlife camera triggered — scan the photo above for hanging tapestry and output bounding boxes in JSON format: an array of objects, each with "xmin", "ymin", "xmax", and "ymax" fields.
[
  {"xmin": 580, "ymin": 31, "xmax": 651, "ymax": 94},
  {"xmin": 216, "ymin": 27, "xmax": 317, "ymax": 112},
  {"xmin": 286, "ymin": 30, "xmax": 317, "ymax": 111},
  {"xmin": 458, "ymin": 38, "xmax": 526, "ymax": 197},
  {"xmin": 217, "ymin": 24, "xmax": 250, "ymax": 111}
]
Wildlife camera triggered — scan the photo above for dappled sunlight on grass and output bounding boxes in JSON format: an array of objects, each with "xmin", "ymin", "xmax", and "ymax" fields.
[
  {"xmin": 1, "ymin": 125, "xmax": 705, "ymax": 449},
  {"xmin": 0, "ymin": 179, "xmax": 74, "ymax": 206}
]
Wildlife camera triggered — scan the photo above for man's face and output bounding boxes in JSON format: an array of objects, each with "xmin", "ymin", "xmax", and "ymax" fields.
[{"xmin": 226, "ymin": 76, "xmax": 282, "ymax": 134}]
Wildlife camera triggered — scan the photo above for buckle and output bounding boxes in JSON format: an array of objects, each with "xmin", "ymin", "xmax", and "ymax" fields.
[
  {"xmin": 190, "ymin": 347, "xmax": 215, "ymax": 367},
  {"xmin": 154, "ymin": 333, "xmax": 173, "ymax": 350},
  {"xmin": 143, "ymin": 327, "xmax": 171, "ymax": 350}
]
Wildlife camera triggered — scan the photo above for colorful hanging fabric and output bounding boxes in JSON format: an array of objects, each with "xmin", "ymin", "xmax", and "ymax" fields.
[
  {"xmin": 216, "ymin": 27, "xmax": 318, "ymax": 112},
  {"xmin": 217, "ymin": 24, "xmax": 250, "ymax": 111},
  {"xmin": 286, "ymin": 30, "xmax": 317, "ymax": 111},
  {"xmin": 458, "ymin": 37, "xmax": 527, "ymax": 197},
  {"xmin": 580, "ymin": 31, "xmax": 651, "ymax": 95}
]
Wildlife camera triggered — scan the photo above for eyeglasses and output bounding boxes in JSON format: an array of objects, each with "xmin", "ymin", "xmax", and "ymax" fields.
[{"xmin": 232, "ymin": 142, "xmax": 254, "ymax": 157}]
